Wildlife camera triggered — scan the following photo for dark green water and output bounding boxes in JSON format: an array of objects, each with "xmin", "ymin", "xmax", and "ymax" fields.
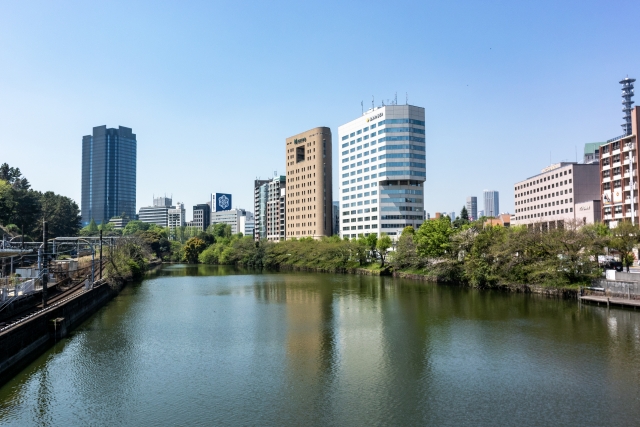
[{"xmin": 1, "ymin": 265, "xmax": 639, "ymax": 426}]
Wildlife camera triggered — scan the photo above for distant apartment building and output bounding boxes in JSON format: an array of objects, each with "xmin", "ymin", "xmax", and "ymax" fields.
[
  {"xmin": 285, "ymin": 127, "xmax": 333, "ymax": 239},
  {"xmin": 253, "ymin": 177, "xmax": 286, "ymax": 241},
  {"xmin": 337, "ymin": 105, "xmax": 426, "ymax": 239},
  {"xmin": 81, "ymin": 125, "xmax": 137, "ymax": 225},
  {"xmin": 513, "ymin": 162, "xmax": 601, "ymax": 227},
  {"xmin": 192, "ymin": 204, "xmax": 210, "ymax": 231},
  {"xmin": 466, "ymin": 196, "xmax": 477, "ymax": 220},
  {"xmin": 483, "ymin": 190, "xmax": 499, "ymax": 217},
  {"xmin": 599, "ymin": 77, "xmax": 639, "ymax": 228},
  {"xmin": 254, "ymin": 179, "xmax": 270, "ymax": 240},
  {"xmin": 168, "ymin": 203, "xmax": 186, "ymax": 237},
  {"xmin": 267, "ymin": 176, "xmax": 286, "ymax": 241},
  {"xmin": 584, "ymin": 142, "xmax": 603, "ymax": 165}
]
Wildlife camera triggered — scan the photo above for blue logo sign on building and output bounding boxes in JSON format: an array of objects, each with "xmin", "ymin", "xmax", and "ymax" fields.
[{"xmin": 212, "ymin": 193, "xmax": 232, "ymax": 212}]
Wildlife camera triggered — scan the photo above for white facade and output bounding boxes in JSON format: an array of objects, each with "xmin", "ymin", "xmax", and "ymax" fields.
[
  {"xmin": 338, "ymin": 105, "xmax": 426, "ymax": 239},
  {"xmin": 168, "ymin": 203, "xmax": 185, "ymax": 234},
  {"xmin": 466, "ymin": 196, "xmax": 477, "ymax": 220},
  {"xmin": 211, "ymin": 209, "xmax": 252, "ymax": 235}
]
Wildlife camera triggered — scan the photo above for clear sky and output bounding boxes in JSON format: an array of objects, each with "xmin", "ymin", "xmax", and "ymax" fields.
[{"xmin": 2, "ymin": 0, "xmax": 640, "ymax": 220}]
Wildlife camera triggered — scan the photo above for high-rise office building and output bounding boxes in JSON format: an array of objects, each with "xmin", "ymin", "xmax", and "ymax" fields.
[
  {"xmin": 466, "ymin": 196, "xmax": 477, "ymax": 220},
  {"xmin": 81, "ymin": 125, "xmax": 137, "ymax": 225},
  {"xmin": 285, "ymin": 127, "xmax": 333, "ymax": 239},
  {"xmin": 338, "ymin": 105, "xmax": 426, "ymax": 239},
  {"xmin": 483, "ymin": 190, "xmax": 499, "ymax": 217}
]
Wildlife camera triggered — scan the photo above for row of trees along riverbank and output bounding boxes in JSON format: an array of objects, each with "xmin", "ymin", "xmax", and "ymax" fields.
[{"xmin": 170, "ymin": 210, "xmax": 640, "ymax": 289}]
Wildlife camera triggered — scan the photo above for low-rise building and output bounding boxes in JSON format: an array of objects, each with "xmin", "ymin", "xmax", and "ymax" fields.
[
  {"xmin": 513, "ymin": 162, "xmax": 600, "ymax": 228},
  {"xmin": 211, "ymin": 208, "xmax": 252, "ymax": 235},
  {"xmin": 139, "ymin": 196, "xmax": 173, "ymax": 227},
  {"xmin": 108, "ymin": 217, "xmax": 130, "ymax": 230}
]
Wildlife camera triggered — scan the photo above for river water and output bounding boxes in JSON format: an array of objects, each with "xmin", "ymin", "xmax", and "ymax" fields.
[{"xmin": 0, "ymin": 265, "xmax": 639, "ymax": 426}]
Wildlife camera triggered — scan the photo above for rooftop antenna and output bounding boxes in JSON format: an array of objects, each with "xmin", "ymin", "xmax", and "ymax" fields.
[
  {"xmin": 382, "ymin": 100, "xmax": 385, "ymax": 106},
  {"xmin": 620, "ymin": 76, "xmax": 636, "ymax": 136},
  {"xmin": 372, "ymin": 96, "xmax": 374, "ymax": 110},
  {"xmin": 395, "ymin": 92, "xmax": 397, "ymax": 105},
  {"xmin": 361, "ymin": 101, "xmax": 363, "ymax": 115},
  {"xmin": 406, "ymin": 92, "xmax": 408, "ymax": 105}
]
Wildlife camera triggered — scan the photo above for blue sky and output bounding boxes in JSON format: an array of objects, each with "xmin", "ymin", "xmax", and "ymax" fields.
[{"xmin": 2, "ymin": 0, "xmax": 639, "ymax": 220}]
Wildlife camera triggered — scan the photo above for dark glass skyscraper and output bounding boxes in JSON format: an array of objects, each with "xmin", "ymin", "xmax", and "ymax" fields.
[{"xmin": 81, "ymin": 125, "xmax": 137, "ymax": 225}]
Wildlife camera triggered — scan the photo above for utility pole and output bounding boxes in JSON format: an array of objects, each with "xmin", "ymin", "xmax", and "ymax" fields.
[
  {"xmin": 99, "ymin": 229, "xmax": 103, "ymax": 280},
  {"xmin": 42, "ymin": 220, "xmax": 48, "ymax": 308}
]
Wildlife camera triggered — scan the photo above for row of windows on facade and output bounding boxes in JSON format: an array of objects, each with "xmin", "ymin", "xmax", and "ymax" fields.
[
  {"xmin": 515, "ymin": 169, "xmax": 572, "ymax": 192},
  {"xmin": 516, "ymin": 198, "xmax": 573, "ymax": 213},
  {"xmin": 601, "ymin": 152, "xmax": 630, "ymax": 166},
  {"xmin": 516, "ymin": 179, "xmax": 572, "ymax": 198},
  {"xmin": 515, "ymin": 208, "xmax": 574, "ymax": 220},
  {"xmin": 604, "ymin": 206, "xmax": 630, "ymax": 214},
  {"xmin": 342, "ymin": 160, "xmax": 426, "ymax": 170},
  {"xmin": 516, "ymin": 189, "xmax": 573, "ymax": 206},
  {"xmin": 602, "ymin": 166, "xmax": 629, "ymax": 178},
  {"xmin": 340, "ymin": 119, "xmax": 426, "ymax": 141},
  {"xmin": 602, "ymin": 181, "xmax": 631, "ymax": 190}
]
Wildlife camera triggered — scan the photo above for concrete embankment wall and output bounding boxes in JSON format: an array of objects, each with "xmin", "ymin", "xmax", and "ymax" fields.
[{"xmin": 0, "ymin": 280, "xmax": 120, "ymax": 386}]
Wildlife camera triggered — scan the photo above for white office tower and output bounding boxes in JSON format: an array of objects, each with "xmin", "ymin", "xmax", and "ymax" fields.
[{"xmin": 338, "ymin": 104, "xmax": 426, "ymax": 239}]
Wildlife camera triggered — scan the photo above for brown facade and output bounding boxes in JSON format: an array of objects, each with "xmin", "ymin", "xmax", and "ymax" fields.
[
  {"xmin": 285, "ymin": 127, "xmax": 333, "ymax": 239},
  {"xmin": 599, "ymin": 107, "xmax": 640, "ymax": 226}
]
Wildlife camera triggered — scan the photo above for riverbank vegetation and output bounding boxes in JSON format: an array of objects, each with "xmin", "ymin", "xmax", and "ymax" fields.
[{"xmin": 163, "ymin": 211, "xmax": 640, "ymax": 289}]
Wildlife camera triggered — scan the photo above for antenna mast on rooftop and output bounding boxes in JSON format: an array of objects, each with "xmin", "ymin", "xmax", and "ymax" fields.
[{"xmin": 621, "ymin": 76, "xmax": 636, "ymax": 136}]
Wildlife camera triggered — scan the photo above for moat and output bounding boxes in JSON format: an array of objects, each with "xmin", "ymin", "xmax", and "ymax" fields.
[{"xmin": 1, "ymin": 265, "xmax": 639, "ymax": 426}]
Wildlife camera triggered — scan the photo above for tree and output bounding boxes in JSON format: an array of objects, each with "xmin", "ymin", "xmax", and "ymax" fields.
[
  {"xmin": 453, "ymin": 206, "xmax": 470, "ymax": 229},
  {"xmin": 182, "ymin": 237, "xmax": 207, "ymax": 263},
  {"xmin": 609, "ymin": 221, "xmax": 639, "ymax": 272},
  {"xmin": 376, "ymin": 234, "xmax": 392, "ymax": 267},
  {"xmin": 415, "ymin": 217, "xmax": 454, "ymax": 258},
  {"xmin": 123, "ymin": 220, "xmax": 151, "ymax": 235},
  {"xmin": 460, "ymin": 206, "xmax": 469, "ymax": 221},
  {"xmin": 209, "ymin": 223, "xmax": 232, "ymax": 239},
  {"xmin": 31, "ymin": 191, "xmax": 81, "ymax": 238}
]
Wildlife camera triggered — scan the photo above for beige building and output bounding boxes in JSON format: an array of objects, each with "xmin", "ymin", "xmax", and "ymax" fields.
[
  {"xmin": 285, "ymin": 127, "xmax": 333, "ymax": 239},
  {"xmin": 512, "ymin": 162, "xmax": 601, "ymax": 228}
]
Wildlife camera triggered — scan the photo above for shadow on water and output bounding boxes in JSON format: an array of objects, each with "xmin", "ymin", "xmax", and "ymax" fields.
[{"xmin": 0, "ymin": 265, "xmax": 639, "ymax": 426}]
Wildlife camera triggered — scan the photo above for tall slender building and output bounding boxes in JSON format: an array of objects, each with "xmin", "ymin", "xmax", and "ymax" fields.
[
  {"xmin": 81, "ymin": 125, "xmax": 137, "ymax": 225},
  {"xmin": 466, "ymin": 196, "xmax": 477, "ymax": 220},
  {"xmin": 285, "ymin": 127, "xmax": 333, "ymax": 239},
  {"xmin": 483, "ymin": 190, "xmax": 499, "ymax": 217},
  {"xmin": 599, "ymin": 77, "xmax": 639, "ymax": 227},
  {"xmin": 338, "ymin": 105, "xmax": 426, "ymax": 239}
]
